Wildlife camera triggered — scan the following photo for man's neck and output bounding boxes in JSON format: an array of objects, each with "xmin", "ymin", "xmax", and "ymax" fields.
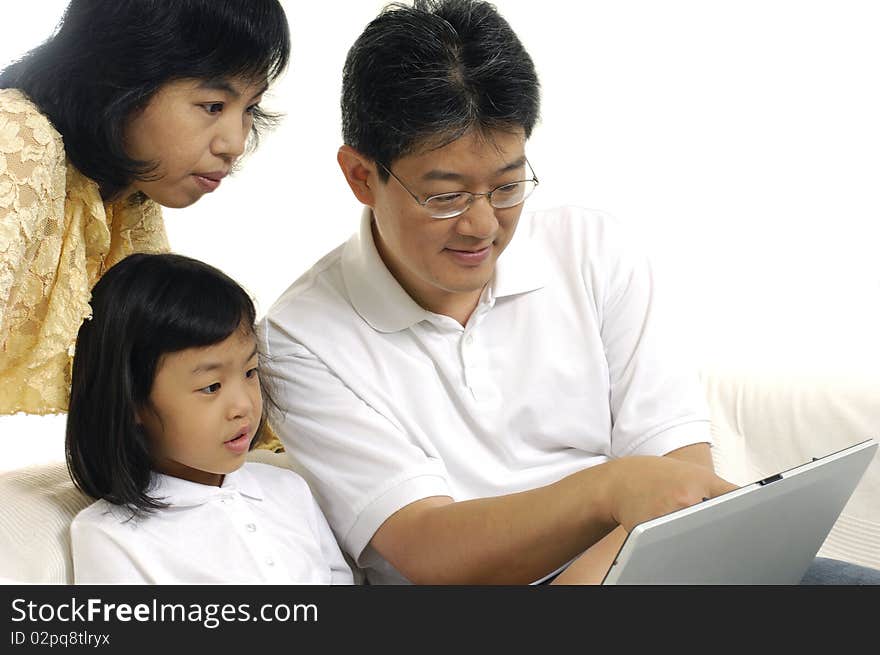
[{"xmin": 422, "ymin": 289, "xmax": 484, "ymax": 327}]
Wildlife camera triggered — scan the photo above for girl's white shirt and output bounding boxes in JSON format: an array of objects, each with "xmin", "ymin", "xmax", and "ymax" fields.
[{"xmin": 70, "ymin": 462, "xmax": 354, "ymax": 584}]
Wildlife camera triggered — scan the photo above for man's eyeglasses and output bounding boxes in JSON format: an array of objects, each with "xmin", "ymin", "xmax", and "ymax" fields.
[{"xmin": 377, "ymin": 159, "xmax": 539, "ymax": 220}]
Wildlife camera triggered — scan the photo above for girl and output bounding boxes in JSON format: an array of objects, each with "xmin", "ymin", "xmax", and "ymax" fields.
[
  {"xmin": 66, "ymin": 253, "xmax": 353, "ymax": 584},
  {"xmin": 0, "ymin": 1, "xmax": 290, "ymax": 428}
]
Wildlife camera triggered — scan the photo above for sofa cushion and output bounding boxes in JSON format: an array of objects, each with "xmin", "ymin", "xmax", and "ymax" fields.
[{"xmin": 0, "ymin": 461, "xmax": 91, "ymax": 583}]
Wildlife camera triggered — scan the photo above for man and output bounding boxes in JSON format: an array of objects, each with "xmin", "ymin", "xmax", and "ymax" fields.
[{"xmin": 259, "ymin": 0, "xmax": 863, "ymax": 584}]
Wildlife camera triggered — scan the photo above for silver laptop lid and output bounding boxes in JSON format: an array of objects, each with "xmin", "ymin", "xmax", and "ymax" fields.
[{"xmin": 602, "ymin": 438, "xmax": 878, "ymax": 585}]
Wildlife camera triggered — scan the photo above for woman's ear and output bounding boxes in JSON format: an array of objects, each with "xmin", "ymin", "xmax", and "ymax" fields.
[{"xmin": 337, "ymin": 145, "xmax": 377, "ymax": 207}]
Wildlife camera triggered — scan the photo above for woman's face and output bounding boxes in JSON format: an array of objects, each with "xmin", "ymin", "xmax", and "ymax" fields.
[{"xmin": 123, "ymin": 76, "xmax": 267, "ymax": 208}]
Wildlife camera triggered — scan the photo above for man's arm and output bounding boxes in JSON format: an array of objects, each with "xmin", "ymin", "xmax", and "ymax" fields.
[
  {"xmin": 540, "ymin": 213, "xmax": 721, "ymax": 585},
  {"xmin": 664, "ymin": 442, "xmax": 714, "ymax": 469},
  {"xmin": 370, "ymin": 447, "xmax": 734, "ymax": 584}
]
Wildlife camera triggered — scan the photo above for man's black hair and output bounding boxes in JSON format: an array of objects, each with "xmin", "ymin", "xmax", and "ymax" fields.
[{"xmin": 341, "ymin": 0, "xmax": 540, "ymax": 179}]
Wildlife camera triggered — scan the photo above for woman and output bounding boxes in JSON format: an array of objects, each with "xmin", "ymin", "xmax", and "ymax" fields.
[{"xmin": 0, "ymin": 0, "xmax": 290, "ymax": 446}]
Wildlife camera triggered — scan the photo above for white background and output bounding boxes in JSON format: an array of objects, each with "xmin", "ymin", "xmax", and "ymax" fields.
[{"xmin": 3, "ymin": 1, "xmax": 880, "ymax": 471}]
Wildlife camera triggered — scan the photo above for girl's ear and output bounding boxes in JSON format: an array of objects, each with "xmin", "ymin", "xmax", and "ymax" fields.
[
  {"xmin": 337, "ymin": 145, "xmax": 377, "ymax": 207},
  {"xmin": 134, "ymin": 403, "xmax": 148, "ymax": 426}
]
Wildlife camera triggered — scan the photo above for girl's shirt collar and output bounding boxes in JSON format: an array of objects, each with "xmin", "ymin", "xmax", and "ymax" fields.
[{"xmin": 148, "ymin": 465, "xmax": 264, "ymax": 508}]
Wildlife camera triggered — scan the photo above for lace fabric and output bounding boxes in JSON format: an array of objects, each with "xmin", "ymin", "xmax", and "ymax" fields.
[{"xmin": 0, "ymin": 88, "xmax": 169, "ymax": 414}]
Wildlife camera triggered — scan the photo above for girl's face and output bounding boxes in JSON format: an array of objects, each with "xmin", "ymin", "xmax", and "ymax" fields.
[
  {"xmin": 138, "ymin": 326, "xmax": 263, "ymax": 486},
  {"xmin": 123, "ymin": 76, "xmax": 267, "ymax": 208}
]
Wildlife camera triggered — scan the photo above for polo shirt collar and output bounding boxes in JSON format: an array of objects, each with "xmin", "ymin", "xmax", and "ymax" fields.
[
  {"xmin": 342, "ymin": 208, "xmax": 432, "ymax": 333},
  {"xmin": 150, "ymin": 466, "xmax": 264, "ymax": 508},
  {"xmin": 490, "ymin": 213, "xmax": 546, "ymax": 300},
  {"xmin": 342, "ymin": 207, "xmax": 545, "ymax": 333}
]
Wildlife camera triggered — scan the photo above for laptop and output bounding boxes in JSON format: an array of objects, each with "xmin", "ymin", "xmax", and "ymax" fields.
[{"xmin": 601, "ymin": 438, "xmax": 878, "ymax": 585}]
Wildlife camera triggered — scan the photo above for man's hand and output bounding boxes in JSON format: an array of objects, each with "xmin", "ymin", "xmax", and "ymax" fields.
[{"xmin": 602, "ymin": 455, "xmax": 738, "ymax": 532}]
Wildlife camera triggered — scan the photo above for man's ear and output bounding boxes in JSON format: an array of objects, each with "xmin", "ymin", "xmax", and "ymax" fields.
[{"xmin": 337, "ymin": 145, "xmax": 377, "ymax": 207}]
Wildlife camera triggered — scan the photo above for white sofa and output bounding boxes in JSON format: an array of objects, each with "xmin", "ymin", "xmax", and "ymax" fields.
[{"xmin": 1, "ymin": 363, "xmax": 878, "ymax": 583}]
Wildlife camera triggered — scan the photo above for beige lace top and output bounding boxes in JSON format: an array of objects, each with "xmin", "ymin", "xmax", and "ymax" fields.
[{"xmin": 0, "ymin": 88, "xmax": 169, "ymax": 415}]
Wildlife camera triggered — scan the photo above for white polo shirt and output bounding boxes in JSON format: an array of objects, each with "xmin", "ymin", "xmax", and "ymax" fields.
[
  {"xmin": 260, "ymin": 205, "xmax": 711, "ymax": 584},
  {"xmin": 71, "ymin": 462, "xmax": 354, "ymax": 584}
]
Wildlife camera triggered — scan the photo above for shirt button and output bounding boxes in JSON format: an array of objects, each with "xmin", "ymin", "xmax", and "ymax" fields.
[
  {"xmin": 246, "ymin": 523, "xmax": 256, "ymax": 532},
  {"xmin": 465, "ymin": 334, "xmax": 474, "ymax": 345},
  {"xmin": 266, "ymin": 558, "xmax": 275, "ymax": 567}
]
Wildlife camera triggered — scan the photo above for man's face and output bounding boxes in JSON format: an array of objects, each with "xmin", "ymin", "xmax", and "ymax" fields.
[{"xmin": 369, "ymin": 128, "xmax": 528, "ymax": 319}]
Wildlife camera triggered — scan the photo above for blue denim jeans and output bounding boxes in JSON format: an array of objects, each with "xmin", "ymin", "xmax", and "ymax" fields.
[{"xmin": 800, "ymin": 557, "xmax": 880, "ymax": 585}]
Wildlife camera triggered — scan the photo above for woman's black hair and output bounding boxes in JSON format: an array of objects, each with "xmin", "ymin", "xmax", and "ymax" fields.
[
  {"xmin": 66, "ymin": 252, "xmax": 272, "ymax": 515},
  {"xmin": 0, "ymin": 0, "xmax": 290, "ymax": 200},
  {"xmin": 341, "ymin": 0, "xmax": 540, "ymax": 180}
]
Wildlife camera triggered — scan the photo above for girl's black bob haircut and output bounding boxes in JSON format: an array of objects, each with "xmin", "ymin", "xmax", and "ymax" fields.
[
  {"xmin": 0, "ymin": 0, "xmax": 290, "ymax": 200},
  {"xmin": 66, "ymin": 252, "xmax": 269, "ymax": 515}
]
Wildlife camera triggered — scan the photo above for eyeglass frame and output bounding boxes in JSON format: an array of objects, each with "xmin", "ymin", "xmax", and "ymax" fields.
[{"xmin": 375, "ymin": 157, "xmax": 539, "ymax": 220}]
